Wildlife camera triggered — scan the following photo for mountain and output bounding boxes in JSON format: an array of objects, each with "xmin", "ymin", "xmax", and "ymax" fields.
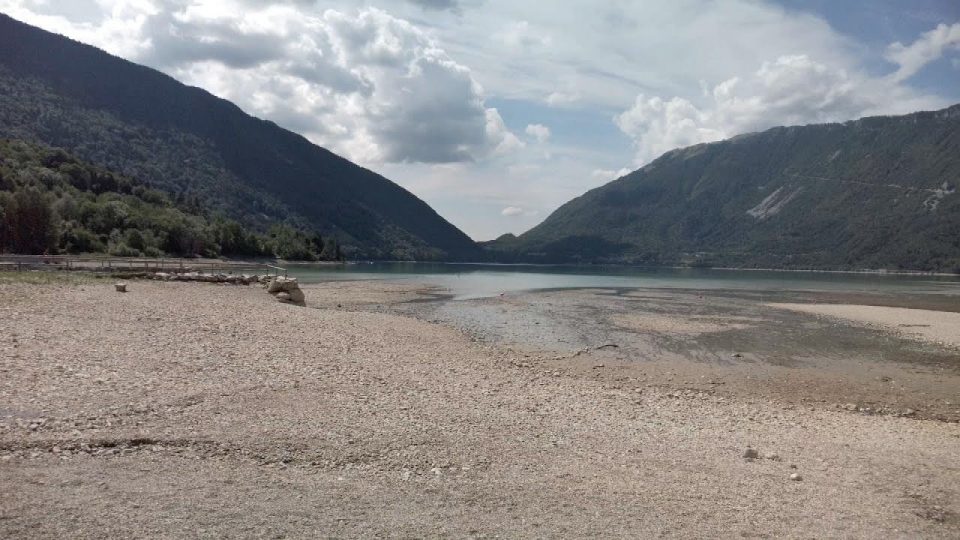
[
  {"xmin": 488, "ymin": 105, "xmax": 960, "ymax": 272},
  {"xmin": 0, "ymin": 13, "xmax": 478, "ymax": 260}
]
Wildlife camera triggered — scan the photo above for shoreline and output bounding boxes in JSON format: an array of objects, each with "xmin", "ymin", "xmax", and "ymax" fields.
[
  {"xmin": 390, "ymin": 260, "xmax": 960, "ymax": 277},
  {"xmin": 5, "ymin": 254, "xmax": 960, "ymax": 278}
]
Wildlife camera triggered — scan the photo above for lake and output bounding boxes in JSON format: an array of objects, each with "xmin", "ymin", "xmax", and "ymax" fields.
[{"xmin": 286, "ymin": 262, "xmax": 960, "ymax": 300}]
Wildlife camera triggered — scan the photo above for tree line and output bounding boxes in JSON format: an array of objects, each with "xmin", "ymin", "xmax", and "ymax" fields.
[{"xmin": 0, "ymin": 139, "xmax": 343, "ymax": 261}]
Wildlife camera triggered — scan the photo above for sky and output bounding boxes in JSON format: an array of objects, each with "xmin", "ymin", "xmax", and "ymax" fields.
[{"xmin": 1, "ymin": 1, "xmax": 959, "ymax": 240}]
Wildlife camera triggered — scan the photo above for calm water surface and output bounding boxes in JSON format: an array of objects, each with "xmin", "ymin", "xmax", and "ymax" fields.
[{"xmin": 286, "ymin": 263, "xmax": 960, "ymax": 300}]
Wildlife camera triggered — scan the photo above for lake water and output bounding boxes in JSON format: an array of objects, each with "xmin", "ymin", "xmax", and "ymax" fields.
[{"xmin": 286, "ymin": 263, "xmax": 960, "ymax": 300}]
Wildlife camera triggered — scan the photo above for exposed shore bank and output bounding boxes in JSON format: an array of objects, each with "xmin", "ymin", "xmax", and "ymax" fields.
[{"xmin": 1, "ymin": 278, "xmax": 958, "ymax": 537}]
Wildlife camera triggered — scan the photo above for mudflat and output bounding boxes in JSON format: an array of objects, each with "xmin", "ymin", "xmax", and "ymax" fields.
[
  {"xmin": 768, "ymin": 303, "xmax": 960, "ymax": 349},
  {"xmin": 1, "ymin": 278, "xmax": 959, "ymax": 538}
]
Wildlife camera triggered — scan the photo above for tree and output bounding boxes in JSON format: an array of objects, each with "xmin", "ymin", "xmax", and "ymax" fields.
[
  {"xmin": 320, "ymin": 237, "xmax": 342, "ymax": 261},
  {"xmin": 270, "ymin": 224, "xmax": 317, "ymax": 261},
  {"xmin": 310, "ymin": 231, "xmax": 324, "ymax": 254},
  {"xmin": 2, "ymin": 188, "xmax": 58, "ymax": 253}
]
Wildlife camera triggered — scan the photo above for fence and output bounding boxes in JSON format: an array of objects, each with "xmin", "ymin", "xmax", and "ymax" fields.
[{"xmin": 0, "ymin": 254, "xmax": 286, "ymax": 276}]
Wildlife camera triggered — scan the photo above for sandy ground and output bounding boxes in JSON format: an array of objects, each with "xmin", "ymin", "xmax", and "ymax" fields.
[
  {"xmin": 1, "ymin": 278, "xmax": 959, "ymax": 538},
  {"xmin": 378, "ymin": 284, "xmax": 960, "ymax": 422},
  {"xmin": 769, "ymin": 303, "xmax": 960, "ymax": 349}
]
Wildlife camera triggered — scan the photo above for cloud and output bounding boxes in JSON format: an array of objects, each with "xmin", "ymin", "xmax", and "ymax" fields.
[
  {"xmin": 501, "ymin": 206, "xmax": 523, "ymax": 216},
  {"xmin": 591, "ymin": 168, "xmax": 631, "ymax": 183},
  {"xmin": 486, "ymin": 108, "xmax": 525, "ymax": 155},
  {"xmin": 545, "ymin": 91, "xmax": 580, "ymax": 107},
  {"xmin": 4, "ymin": 1, "xmax": 518, "ymax": 165},
  {"xmin": 405, "ymin": 0, "xmax": 870, "ymax": 112},
  {"xmin": 886, "ymin": 22, "xmax": 960, "ymax": 82},
  {"xmin": 496, "ymin": 20, "xmax": 551, "ymax": 49},
  {"xmin": 615, "ymin": 54, "xmax": 946, "ymax": 165},
  {"xmin": 404, "ymin": 0, "xmax": 465, "ymax": 12},
  {"xmin": 524, "ymin": 123, "xmax": 550, "ymax": 143}
]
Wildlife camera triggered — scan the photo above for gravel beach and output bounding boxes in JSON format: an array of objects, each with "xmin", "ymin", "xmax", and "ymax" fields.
[{"xmin": 1, "ymin": 277, "xmax": 959, "ymax": 538}]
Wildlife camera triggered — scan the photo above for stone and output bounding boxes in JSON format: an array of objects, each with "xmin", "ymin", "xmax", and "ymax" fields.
[
  {"xmin": 742, "ymin": 448, "xmax": 759, "ymax": 459},
  {"xmin": 789, "ymin": 473, "xmax": 803, "ymax": 481},
  {"xmin": 267, "ymin": 276, "xmax": 299, "ymax": 294},
  {"xmin": 287, "ymin": 288, "xmax": 306, "ymax": 305},
  {"xmin": 276, "ymin": 292, "xmax": 292, "ymax": 302},
  {"xmin": 115, "ymin": 282, "xmax": 127, "ymax": 293},
  {"xmin": 764, "ymin": 452, "xmax": 781, "ymax": 461}
]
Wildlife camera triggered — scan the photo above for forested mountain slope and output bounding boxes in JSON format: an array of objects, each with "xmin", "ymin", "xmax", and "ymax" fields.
[
  {"xmin": 489, "ymin": 105, "xmax": 960, "ymax": 272},
  {"xmin": 0, "ymin": 14, "xmax": 478, "ymax": 260},
  {"xmin": 0, "ymin": 138, "xmax": 343, "ymax": 259}
]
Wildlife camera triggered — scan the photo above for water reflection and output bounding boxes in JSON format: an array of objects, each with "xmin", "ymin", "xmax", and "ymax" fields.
[{"xmin": 286, "ymin": 263, "xmax": 960, "ymax": 300}]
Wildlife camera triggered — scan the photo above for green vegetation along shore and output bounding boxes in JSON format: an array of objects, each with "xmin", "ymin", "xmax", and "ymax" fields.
[{"xmin": 0, "ymin": 139, "xmax": 341, "ymax": 261}]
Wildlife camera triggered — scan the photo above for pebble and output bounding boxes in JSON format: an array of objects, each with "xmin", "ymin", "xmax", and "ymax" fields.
[
  {"xmin": 789, "ymin": 473, "xmax": 803, "ymax": 481},
  {"xmin": 743, "ymin": 448, "xmax": 759, "ymax": 459}
]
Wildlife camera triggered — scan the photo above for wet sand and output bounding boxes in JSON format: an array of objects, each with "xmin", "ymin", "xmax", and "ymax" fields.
[
  {"xmin": 1, "ymin": 277, "xmax": 959, "ymax": 538},
  {"xmin": 768, "ymin": 303, "xmax": 960, "ymax": 349}
]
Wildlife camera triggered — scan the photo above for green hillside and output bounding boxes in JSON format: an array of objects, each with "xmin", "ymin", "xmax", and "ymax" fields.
[
  {"xmin": 0, "ymin": 14, "xmax": 479, "ymax": 261},
  {"xmin": 0, "ymin": 138, "xmax": 342, "ymax": 260},
  {"xmin": 488, "ymin": 106, "xmax": 960, "ymax": 272}
]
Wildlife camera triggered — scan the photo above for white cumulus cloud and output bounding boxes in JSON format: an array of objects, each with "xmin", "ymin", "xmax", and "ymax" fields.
[
  {"xmin": 2, "ymin": 1, "xmax": 520, "ymax": 165},
  {"xmin": 616, "ymin": 54, "xmax": 947, "ymax": 165},
  {"xmin": 501, "ymin": 206, "xmax": 524, "ymax": 216},
  {"xmin": 524, "ymin": 123, "xmax": 551, "ymax": 143},
  {"xmin": 886, "ymin": 22, "xmax": 960, "ymax": 82},
  {"xmin": 544, "ymin": 91, "xmax": 580, "ymax": 107}
]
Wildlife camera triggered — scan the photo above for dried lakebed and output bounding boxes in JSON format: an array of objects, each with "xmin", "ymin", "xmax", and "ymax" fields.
[
  {"xmin": 381, "ymin": 283, "xmax": 960, "ymax": 422},
  {"xmin": 1, "ymin": 278, "xmax": 959, "ymax": 538}
]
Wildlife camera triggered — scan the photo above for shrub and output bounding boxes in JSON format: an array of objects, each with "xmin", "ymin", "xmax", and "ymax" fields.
[{"xmin": 108, "ymin": 241, "xmax": 141, "ymax": 257}]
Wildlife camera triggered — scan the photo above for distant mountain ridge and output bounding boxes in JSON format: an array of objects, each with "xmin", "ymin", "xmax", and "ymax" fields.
[
  {"xmin": 488, "ymin": 105, "xmax": 960, "ymax": 272},
  {"xmin": 0, "ymin": 13, "xmax": 479, "ymax": 260}
]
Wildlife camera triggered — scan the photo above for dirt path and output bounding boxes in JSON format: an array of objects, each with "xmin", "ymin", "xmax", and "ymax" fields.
[{"xmin": 1, "ymin": 280, "xmax": 959, "ymax": 538}]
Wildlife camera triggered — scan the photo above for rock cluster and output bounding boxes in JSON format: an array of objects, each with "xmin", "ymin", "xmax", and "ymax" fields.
[
  {"xmin": 265, "ymin": 276, "xmax": 305, "ymax": 306},
  {"xmin": 112, "ymin": 271, "xmax": 268, "ymax": 285}
]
